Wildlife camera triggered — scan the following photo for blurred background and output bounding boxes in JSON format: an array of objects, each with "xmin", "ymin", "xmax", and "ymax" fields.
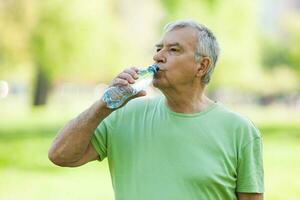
[{"xmin": 0, "ymin": 0, "xmax": 299, "ymax": 199}]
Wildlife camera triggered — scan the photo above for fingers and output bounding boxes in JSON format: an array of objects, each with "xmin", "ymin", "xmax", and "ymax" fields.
[
  {"xmin": 110, "ymin": 67, "xmax": 139, "ymax": 87},
  {"xmin": 123, "ymin": 90, "xmax": 147, "ymax": 105},
  {"xmin": 112, "ymin": 78, "xmax": 129, "ymax": 86},
  {"xmin": 124, "ymin": 68, "xmax": 139, "ymax": 79},
  {"xmin": 117, "ymin": 73, "xmax": 135, "ymax": 84},
  {"xmin": 135, "ymin": 90, "xmax": 147, "ymax": 97}
]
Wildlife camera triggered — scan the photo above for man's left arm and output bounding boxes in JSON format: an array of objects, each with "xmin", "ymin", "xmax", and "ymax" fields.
[
  {"xmin": 237, "ymin": 192, "xmax": 263, "ymax": 200},
  {"xmin": 236, "ymin": 132, "xmax": 264, "ymax": 196}
]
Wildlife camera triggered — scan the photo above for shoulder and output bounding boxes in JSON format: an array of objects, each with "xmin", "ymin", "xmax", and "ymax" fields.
[
  {"xmin": 214, "ymin": 103, "xmax": 262, "ymax": 139},
  {"xmin": 215, "ymin": 104, "xmax": 253, "ymax": 125}
]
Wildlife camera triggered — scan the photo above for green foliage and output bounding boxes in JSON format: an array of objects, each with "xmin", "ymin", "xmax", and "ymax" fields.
[
  {"xmin": 0, "ymin": 0, "xmax": 31, "ymax": 67},
  {"xmin": 261, "ymin": 12, "xmax": 300, "ymax": 78},
  {"xmin": 261, "ymin": 34, "xmax": 300, "ymax": 76},
  {"xmin": 0, "ymin": 0, "xmax": 133, "ymax": 83},
  {"xmin": 160, "ymin": 0, "xmax": 181, "ymax": 15},
  {"xmin": 0, "ymin": 0, "xmax": 299, "ymax": 92},
  {"xmin": 30, "ymin": 1, "xmax": 76, "ymax": 79}
]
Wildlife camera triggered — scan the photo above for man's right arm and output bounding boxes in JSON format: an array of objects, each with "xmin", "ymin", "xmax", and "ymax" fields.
[
  {"xmin": 48, "ymin": 99, "xmax": 112, "ymax": 167},
  {"xmin": 48, "ymin": 67, "xmax": 143, "ymax": 167}
]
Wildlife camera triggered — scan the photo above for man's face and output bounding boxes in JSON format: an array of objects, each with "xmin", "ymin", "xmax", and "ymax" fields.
[{"xmin": 152, "ymin": 27, "xmax": 200, "ymax": 90}]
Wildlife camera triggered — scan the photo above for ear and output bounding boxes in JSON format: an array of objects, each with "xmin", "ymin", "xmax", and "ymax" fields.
[{"xmin": 196, "ymin": 57, "xmax": 211, "ymax": 77}]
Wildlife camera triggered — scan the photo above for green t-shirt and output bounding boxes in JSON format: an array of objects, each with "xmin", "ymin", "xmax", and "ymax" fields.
[{"xmin": 91, "ymin": 96, "xmax": 264, "ymax": 200}]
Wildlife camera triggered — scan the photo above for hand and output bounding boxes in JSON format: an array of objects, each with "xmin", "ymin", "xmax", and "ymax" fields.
[
  {"xmin": 109, "ymin": 67, "xmax": 139, "ymax": 87},
  {"xmin": 102, "ymin": 67, "xmax": 147, "ymax": 109}
]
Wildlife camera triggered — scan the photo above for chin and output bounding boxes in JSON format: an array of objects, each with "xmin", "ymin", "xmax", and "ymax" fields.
[
  {"xmin": 152, "ymin": 79, "xmax": 167, "ymax": 89},
  {"xmin": 152, "ymin": 79, "xmax": 160, "ymax": 88}
]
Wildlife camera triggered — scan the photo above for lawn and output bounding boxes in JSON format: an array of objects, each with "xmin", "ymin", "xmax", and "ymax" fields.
[{"xmin": 0, "ymin": 98, "xmax": 299, "ymax": 200}]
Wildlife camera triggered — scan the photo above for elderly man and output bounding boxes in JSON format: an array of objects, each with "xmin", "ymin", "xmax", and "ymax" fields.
[{"xmin": 49, "ymin": 20, "xmax": 264, "ymax": 200}]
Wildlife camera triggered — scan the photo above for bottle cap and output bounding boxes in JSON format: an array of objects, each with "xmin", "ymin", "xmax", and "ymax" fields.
[{"xmin": 148, "ymin": 64, "xmax": 159, "ymax": 74}]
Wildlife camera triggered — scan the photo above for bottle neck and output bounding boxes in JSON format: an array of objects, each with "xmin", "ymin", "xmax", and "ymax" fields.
[{"xmin": 147, "ymin": 64, "xmax": 159, "ymax": 74}]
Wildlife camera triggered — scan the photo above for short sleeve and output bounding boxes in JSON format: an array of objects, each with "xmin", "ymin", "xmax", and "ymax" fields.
[
  {"xmin": 236, "ymin": 137, "xmax": 264, "ymax": 193},
  {"xmin": 91, "ymin": 120, "xmax": 109, "ymax": 161}
]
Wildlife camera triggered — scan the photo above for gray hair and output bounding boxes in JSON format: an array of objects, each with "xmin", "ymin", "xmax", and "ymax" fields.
[{"xmin": 163, "ymin": 20, "xmax": 220, "ymax": 85}]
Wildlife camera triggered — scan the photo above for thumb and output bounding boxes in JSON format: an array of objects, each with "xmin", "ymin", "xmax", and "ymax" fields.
[
  {"xmin": 126, "ymin": 90, "xmax": 147, "ymax": 102},
  {"xmin": 131, "ymin": 90, "xmax": 147, "ymax": 99},
  {"xmin": 120, "ymin": 90, "xmax": 147, "ymax": 108},
  {"xmin": 119, "ymin": 90, "xmax": 147, "ymax": 108}
]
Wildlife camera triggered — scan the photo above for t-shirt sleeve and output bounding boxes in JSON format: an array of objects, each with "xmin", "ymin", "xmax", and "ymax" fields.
[
  {"xmin": 91, "ymin": 119, "xmax": 109, "ymax": 161},
  {"xmin": 236, "ymin": 136, "xmax": 264, "ymax": 193},
  {"xmin": 90, "ymin": 102, "xmax": 134, "ymax": 161}
]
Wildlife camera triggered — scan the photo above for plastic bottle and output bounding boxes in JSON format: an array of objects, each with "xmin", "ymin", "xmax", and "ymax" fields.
[{"xmin": 102, "ymin": 64, "xmax": 159, "ymax": 109}]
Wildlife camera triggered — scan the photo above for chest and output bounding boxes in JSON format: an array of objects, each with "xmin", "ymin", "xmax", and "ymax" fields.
[{"xmin": 110, "ymin": 115, "xmax": 238, "ymax": 181}]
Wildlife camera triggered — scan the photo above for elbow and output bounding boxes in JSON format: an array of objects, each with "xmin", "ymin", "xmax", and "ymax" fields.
[
  {"xmin": 48, "ymin": 148, "xmax": 67, "ymax": 167},
  {"xmin": 48, "ymin": 149, "xmax": 60, "ymax": 166},
  {"xmin": 48, "ymin": 148, "xmax": 81, "ymax": 167}
]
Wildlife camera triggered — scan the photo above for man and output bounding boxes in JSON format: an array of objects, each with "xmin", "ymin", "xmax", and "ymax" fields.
[{"xmin": 48, "ymin": 20, "xmax": 264, "ymax": 200}]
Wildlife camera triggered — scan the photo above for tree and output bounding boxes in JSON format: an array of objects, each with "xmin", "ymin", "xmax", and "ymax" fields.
[
  {"xmin": 30, "ymin": 1, "xmax": 78, "ymax": 105},
  {"xmin": 0, "ymin": 0, "xmax": 129, "ymax": 106}
]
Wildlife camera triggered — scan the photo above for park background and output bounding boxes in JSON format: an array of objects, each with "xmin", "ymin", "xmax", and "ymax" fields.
[{"xmin": 0, "ymin": 0, "xmax": 300, "ymax": 199}]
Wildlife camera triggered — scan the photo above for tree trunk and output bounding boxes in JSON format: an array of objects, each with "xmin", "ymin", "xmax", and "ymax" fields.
[{"xmin": 33, "ymin": 67, "xmax": 50, "ymax": 106}]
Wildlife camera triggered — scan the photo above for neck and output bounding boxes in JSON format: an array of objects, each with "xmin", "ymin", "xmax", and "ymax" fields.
[{"xmin": 161, "ymin": 84, "xmax": 215, "ymax": 114}]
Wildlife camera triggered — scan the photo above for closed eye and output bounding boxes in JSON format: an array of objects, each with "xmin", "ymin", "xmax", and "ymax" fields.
[{"xmin": 170, "ymin": 48, "xmax": 179, "ymax": 52}]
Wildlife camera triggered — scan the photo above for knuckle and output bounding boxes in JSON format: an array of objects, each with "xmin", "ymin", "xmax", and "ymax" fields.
[
  {"xmin": 127, "ymin": 68, "xmax": 137, "ymax": 74},
  {"xmin": 131, "ymin": 67, "xmax": 139, "ymax": 71},
  {"xmin": 118, "ymin": 72, "xmax": 126, "ymax": 78},
  {"xmin": 115, "ymin": 78, "xmax": 124, "ymax": 84},
  {"xmin": 124, "ymin": 68, "xmax": 132, "ymax": 73},
  {"xmin": 125, "ymin": 74, "xmax": 134, "ymax": 81}
]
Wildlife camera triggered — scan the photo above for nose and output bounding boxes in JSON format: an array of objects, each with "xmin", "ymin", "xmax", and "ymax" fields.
[{"xmin": 153, "ymin": 50, "xmax": 166, "ymax": 64}]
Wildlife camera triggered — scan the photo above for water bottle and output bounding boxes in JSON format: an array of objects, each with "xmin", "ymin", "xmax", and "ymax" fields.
[{"xmin": 102, "ymin": 64, "xmax": 159, "ymax": 109}]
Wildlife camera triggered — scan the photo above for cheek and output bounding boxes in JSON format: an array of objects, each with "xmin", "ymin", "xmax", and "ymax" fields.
[
  {"xmin": 162, "ymin": 56, "xmax": 197, "ymax": 84},
  {"xmin": 167, "ymin": 67, "xmax": 195, "ymax": 82},
  {"xmin": 163, "ymin": 70, "xmax": 186, "ymax": 85}
]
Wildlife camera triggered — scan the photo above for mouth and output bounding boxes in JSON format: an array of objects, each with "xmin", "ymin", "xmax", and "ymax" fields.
[
  {"xmin": 156, "ymin": 65, "xmax": 166, "ymax": 71},
  {"xmin": 154, "ymin": 70, "xmax": 164, "ymax": 79}
]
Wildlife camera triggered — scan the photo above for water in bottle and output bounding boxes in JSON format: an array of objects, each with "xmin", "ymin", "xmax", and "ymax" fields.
[{"xmin": 102, "ymin": 64, "xmax": 159, "ymax": 109}]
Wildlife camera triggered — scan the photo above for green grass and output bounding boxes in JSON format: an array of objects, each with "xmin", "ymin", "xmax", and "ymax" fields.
[
  {"xmin": 0, "ymin": 101, "xmax": 299, "ymax": 200},
  {"xmin": 0, "ymin": 105, "xmax": 115, "ymax": 200}
]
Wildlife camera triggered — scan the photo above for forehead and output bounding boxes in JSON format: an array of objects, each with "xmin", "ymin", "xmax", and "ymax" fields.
[{"xmin": 157, "ymin": 27, "xmax": 198, "ymax": 49}]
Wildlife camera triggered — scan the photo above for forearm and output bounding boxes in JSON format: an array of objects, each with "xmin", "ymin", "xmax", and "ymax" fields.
[
  {"xmin": 48, "ymin": 99, "xmax": 112, "ymax": 165},
  {"xmin": 237, "ymin": 193, "xmax": 263, "ymax": 200}
]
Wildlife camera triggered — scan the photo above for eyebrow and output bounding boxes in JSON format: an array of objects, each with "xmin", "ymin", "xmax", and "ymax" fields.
[{"xmin": 155, "ymin": 42, "xmax": 181, "ymax": 48}]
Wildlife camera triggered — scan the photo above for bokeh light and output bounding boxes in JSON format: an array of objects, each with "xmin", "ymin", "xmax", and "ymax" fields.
[{"xmin": 0, "ymin": 81, "xmax": 9, "ymax": 99}]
